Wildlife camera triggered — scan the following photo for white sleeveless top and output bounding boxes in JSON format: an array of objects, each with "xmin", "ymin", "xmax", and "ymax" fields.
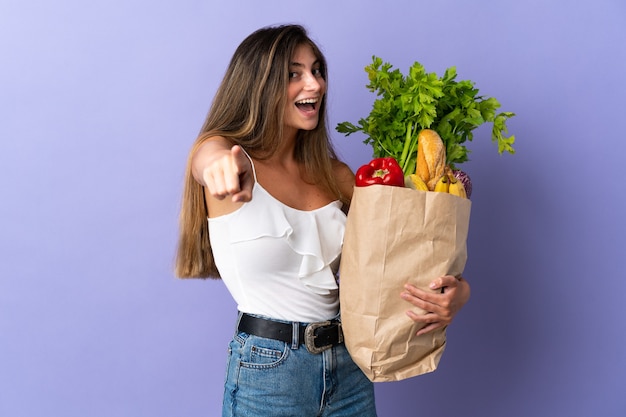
[{"xmin": 208, "ymin": 156, "xmax": 346, "ymax": 322}]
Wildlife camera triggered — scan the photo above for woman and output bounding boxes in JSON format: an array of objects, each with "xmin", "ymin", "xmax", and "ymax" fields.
[{"xmin": 176, "ymin": 24, "xmax": 470, "ymax": 416}]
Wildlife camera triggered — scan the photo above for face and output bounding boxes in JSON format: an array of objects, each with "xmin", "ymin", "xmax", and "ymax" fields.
[{"xmin": 283, "ymin": 44, "xmax": 326, "ymax": 136}]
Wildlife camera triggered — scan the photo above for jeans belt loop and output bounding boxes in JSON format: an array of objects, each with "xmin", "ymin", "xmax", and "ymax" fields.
[{"xmin": 291, "ymin": 321, "xmax": 300, "ymax": 350}]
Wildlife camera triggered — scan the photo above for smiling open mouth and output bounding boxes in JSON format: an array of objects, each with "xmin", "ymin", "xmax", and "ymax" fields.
[{"xmin": 295, "ymin": 98, "xmax": 318, "ymax": 111}]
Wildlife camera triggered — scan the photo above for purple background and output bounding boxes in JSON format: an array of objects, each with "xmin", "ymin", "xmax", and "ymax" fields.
[{"xmin": 1, "ymin": 1, "xmax": 625, "ymax": 416}]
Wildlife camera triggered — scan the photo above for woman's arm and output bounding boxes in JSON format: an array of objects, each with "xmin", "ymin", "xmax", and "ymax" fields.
[{"xmin": 191, "ymin": 137, "xmax": 254, "ymax": 203}]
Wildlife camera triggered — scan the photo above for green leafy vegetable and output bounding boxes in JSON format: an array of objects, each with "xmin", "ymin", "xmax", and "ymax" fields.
[{"xmin": 337, "ymin": 56, "xmax": 516, "ymax": 175}]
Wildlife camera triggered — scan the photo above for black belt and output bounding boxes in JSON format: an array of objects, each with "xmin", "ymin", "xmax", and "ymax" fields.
[{"xmin": 238, "ymin": 313, "xmax": 344, "ymax": 354}]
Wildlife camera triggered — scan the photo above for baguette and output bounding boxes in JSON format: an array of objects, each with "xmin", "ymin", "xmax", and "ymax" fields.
[{"xmin": 416, "ymin": 129, "xmax": 446, "ymax": 191}]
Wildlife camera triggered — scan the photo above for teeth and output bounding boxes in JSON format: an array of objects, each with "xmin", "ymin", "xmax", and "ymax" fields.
[{"xmin": 296, "ymin": 98, "xmax": 318, "ymax": 104}]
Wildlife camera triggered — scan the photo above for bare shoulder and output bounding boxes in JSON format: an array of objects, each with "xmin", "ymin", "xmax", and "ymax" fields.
[
  {"xmin": 331, "ymin": 158, "xmax": 354, "ymax": 179},
  {"xmin": 331, "ymin": 159, "xmax": 355, "ymax": 202}
]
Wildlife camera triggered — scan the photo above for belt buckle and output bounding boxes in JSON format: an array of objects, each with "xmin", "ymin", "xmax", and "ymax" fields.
[{"xmin": 304, "ymin": 321, "xmax": 342, "ymax": 354}]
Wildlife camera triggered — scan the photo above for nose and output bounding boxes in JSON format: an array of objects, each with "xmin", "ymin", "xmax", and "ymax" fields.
[{"xmin": 303, "ymin": 71, "xmax": 322, "ymax": 92}]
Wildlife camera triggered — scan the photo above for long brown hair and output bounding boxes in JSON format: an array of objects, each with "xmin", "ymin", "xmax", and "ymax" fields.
[{"xmin": 175, "ymin": 24, "xmax": 345, "ymax": 279}]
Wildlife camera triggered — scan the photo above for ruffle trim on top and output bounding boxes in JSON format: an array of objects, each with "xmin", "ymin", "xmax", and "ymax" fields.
[{"xmin": 227, "ymin": 184, "xmax": 345, "ymax": 295}]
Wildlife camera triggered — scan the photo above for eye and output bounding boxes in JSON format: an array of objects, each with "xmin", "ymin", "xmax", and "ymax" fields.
[
  {"xmin": 312, "ymin": 68, "xmax": 323, "ymax": 78},
  {"xmin": 288, "ymin": 71, "xmax": 299, "ymax": 79}
]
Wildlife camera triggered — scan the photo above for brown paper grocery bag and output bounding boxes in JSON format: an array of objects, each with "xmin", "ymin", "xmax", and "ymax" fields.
[{"xmin": 339, "ymin": 185, "xmax": 471, "ymax": 382}]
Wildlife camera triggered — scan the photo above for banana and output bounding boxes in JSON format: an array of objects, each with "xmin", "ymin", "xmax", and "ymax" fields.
[
  {"xmin": 404, "ymin": 174, "xmax": 429, "ymax": 191},
  {"xmin": 434, "ymin": 175, "xmax": 449, "ymax": 193},
  {"xmin": 407, "ymin": 170, "xmax": 467, "ymax": 198},
  {"xmin": 448, "ymin": 176, "xmax": 467, "ymax": 198}
]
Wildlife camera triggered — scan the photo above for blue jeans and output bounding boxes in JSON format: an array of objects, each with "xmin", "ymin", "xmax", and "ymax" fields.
[{"xmin": 222, "ymin": 316, "xmax": 377, "ymax": 416}]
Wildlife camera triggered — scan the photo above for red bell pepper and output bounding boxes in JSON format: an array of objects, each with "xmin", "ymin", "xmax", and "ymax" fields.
[{"xmin": 355, "ymin": 157, "xmax": 405, "ymax": 188}]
